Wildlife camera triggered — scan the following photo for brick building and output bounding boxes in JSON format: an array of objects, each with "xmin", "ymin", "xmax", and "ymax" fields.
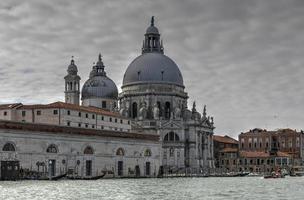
[
  {"xmin": 238, "ymin": 128, "xmax": 304, "ymax": 173},
  {"xmin": 213, "ymin": 135, "xmax": 238, "ymax": 172}
]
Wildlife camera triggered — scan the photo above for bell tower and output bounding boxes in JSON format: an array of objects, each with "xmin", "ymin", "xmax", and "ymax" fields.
[{"xmin": 64, "ymin": 56, "xmax": 81, "ymax": 105}]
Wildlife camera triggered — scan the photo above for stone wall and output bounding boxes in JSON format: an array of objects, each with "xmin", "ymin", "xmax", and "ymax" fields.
[{"xmin": 0, "ymin": 122, "xmax": 160, "ymax": 179}]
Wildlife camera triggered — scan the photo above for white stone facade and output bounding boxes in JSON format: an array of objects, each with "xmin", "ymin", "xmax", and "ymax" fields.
[
  {"xmin": 0, "ymin": 102, "xmax": 131, "ymax": 132},
  {"xmin": 0, "ymin": 121, "xmax": 160, "ymax": 179}
]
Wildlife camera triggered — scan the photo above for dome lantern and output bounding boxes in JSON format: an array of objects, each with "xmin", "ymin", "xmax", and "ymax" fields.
[{"xmin": 142, "ymin": 16, "xmax": 164, "ymax": 54}]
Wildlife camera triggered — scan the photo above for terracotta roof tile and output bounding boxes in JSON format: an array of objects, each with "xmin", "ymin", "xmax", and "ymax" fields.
[
  {"xmin": 213, "ymin": 135, "xmax": 238, "ymax": 144},
  {"xmin": 239, "ymin": 151, "xmax": 291, "ymax": 158},
  {"xmin": 0, "ymin": 103, "xmax": 22, "ymax": 109},
  {"xmin": 219, "ymin": 147, "xmax": 238, "ymax": 153},
  {"xmin": 16, "ymin": 101, "xmax": 123, "ymax": 118},
  {"xmin": 0, "ymin": 120, "xmax": 158, "ymax": 141}
]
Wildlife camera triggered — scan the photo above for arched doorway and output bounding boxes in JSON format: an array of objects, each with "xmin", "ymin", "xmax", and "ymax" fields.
[
  {"xmin": 84, "ymin": 146, "xmax": 94, "ymax": 176},
  {"xmin": 46, "ymin": 144, "xmax": 58, "ymax": 177},
  {"xmin": 1, "ymin": 142, "xmax": 19, "ymax": 181},
  {"xmin": 116, "ymin": 148, "xmax": 125, "ymax": 176}
]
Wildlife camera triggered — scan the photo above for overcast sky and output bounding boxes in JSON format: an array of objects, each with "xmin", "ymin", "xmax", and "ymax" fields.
[{"xmin": 0, "ymin": 0, "xmax": 304, "ymax": 138}]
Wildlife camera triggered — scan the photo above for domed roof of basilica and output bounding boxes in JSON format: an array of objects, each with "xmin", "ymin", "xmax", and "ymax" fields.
[
  {"xmin": 81, "ymin": 54, "xmax": 118, "ymax": 100},
  {"xmin": 122, "ymin": 17, "xmax": 184, "ymax": 88},
  {"xmin": 123, "ymin": 53, "xmax": 183, "ymax": 87}
]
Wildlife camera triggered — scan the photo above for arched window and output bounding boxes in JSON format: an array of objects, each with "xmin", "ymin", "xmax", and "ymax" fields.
[
  {"xmin": 157, "ymin": 101, "xmax": 161, "ymax": 117},
  {"xmin": 46, "ymin": 144, "xmax": 58, "ymax": 153},
  {"xmin": 169, "ymin": 132, "xmax": 174, "ymax": 141},
  {"xmin": 164, "ymin": 132, "xmax": 180, "ymax": 142},
  {"xmin": 84, "ymin": 146, "xmax": 94, "ymax": 154},
  {"xmin": 164, "ymin": 134, "xmax": 169, "ymax": 141},
  {"xmin": 144, "ymin": 149, "xmax": 152, "ymax": 157},
  {"xmin": 116, "ymin": 148, "xmax": 125, "ymax": 156},
  {"xmin": 165, "ymin": 102, "xmax": 171, "ymax": 119},
  {"xmin": 2, "ymin": 142, "xmax": 15, "ymax": 151},
  {"xmin": 132, "ymin": 102, "xmax": 138, "ymax": 118}
]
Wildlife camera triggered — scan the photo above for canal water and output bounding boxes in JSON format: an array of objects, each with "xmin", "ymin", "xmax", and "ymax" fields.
[{"xmin": 0, "ymin": 177, "xmax": 303, "ymax": 200}]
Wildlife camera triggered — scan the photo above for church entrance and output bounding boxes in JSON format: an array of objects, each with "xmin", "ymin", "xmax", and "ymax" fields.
[{"xmin": 1, "ymin": 161, "xmax": 20, "ymax": 180}]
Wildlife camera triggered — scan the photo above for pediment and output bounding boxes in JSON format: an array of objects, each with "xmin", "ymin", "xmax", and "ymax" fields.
[{"xmin": 161, "ymin": 120, "xmax": 183, "ymax": 129}]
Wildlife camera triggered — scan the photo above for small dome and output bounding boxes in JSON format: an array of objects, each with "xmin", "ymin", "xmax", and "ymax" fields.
[
  {"xmin": 67, "ymin": 59, "xmax": 78, "ymax": 75},
  {"xmin": 81, "ymin": 54, "xmax": 118, "ymax": 100},
  {"xmin": 81, "ymin": 76, "xmax": 118, "ymax": 100},
  {"xmin": 122, "ymin": 53, "xmax": 184, "ymax": 87},
  {"xmin": 146, "ymin": 26, "xmax": 159, "ymax": 34},
  {"xmin": 145, "ymin": 16, "xmax": 159, "ymax": 34}
]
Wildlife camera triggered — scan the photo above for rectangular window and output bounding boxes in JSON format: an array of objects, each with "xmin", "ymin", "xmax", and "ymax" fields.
[
  {"xmin": 4, "ymin": 111, "xmax": 7, "ymax": 116},
  {"xmin": 53, "ymin": 110, "xmax": 58, "ymax": 115},
  {"xmin": 67, "ymin": 110, "xmax": 70, "ymax": 115},
  {"xmin": 85, "ymin": 124, "xmax": 88, "ymax": 128},
  {"xmin": 296, "ymin": 137, "xmax": 300, "ymax": 148},
  {"xmin": 110, "ymin": 117, "xmax": 112, "ymax": 122},
  {"xmin": 120, "ymin": 119, "xmax": 123, "ymax": 124},
  {"xmin": 36, "ymin": 110, "xmax": 41, "ymax": 115},
  {"xmin": 102, "ymin": 101, "xmax": 107, "ymax": 108},
  {"xmin": 78, "ymin": 112, "xmax": 81, "ymax": 117},
  {"xmin": 92, "ymin": 125, "xmax": 95, "ymax": 128},
  {"xmin": 78, "ymin": 123, "xmax": 81, "ymax": 127},
  {"xmin": 101, "ymin": 116, "xmax": 104, "ymax": 121},
  {"xmin": 115, "ymin": 118, "xmax": 117, "ymax": 123},
  {"xmin": 22, "ymin": 111, "xmax": 26, "ymax": 117},
  {"xmin": 67, "ymin": 121, "xmax": 71, "ymax": 126},
  {"xmin": 289, "ymin": 139, "xmax": 292, "ymax": 148},
  {"xmin": 115, "ymin": 128, "xmax": 117, "ymax": 131},
  {"xmin": 128, "ymin": 120, "xmax": 130, "ymax": 125},
  {"xmin": 92, "ymin": 114, "xmax": 95, "ymax": 119},
  {"xmin": 86, "ymin": 113, "xmax": 88, "ymax": 118},
  {"xmin": 101, "ymin": 126, "xmax": 104, "ymax": 129}
]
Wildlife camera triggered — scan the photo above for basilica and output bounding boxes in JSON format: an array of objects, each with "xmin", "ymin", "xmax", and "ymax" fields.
[{"xmin": 0, "ymin": 17, "xmax": 214, "ymax": 180}]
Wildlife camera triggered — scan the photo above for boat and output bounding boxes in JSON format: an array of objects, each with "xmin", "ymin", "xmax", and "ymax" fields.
[
  {"xmin": 82, "ymin": 174, "xmax": 106, "ymax": 180},
  {"xmin": 67, "ymin": 173, "xmax": 106, "ymax": 180},
  {"xmin": 50, "ymin": 173, "xmax": 67, "ymax": 181},
  {"xmin": 264, "ymin": 170, "xmax": 285, "ymax": 179}
]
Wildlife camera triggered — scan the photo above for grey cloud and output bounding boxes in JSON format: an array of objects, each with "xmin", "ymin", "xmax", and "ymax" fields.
[{"xmin": 0, "ymin": 0, "xmax": 304, "ymax": 138}]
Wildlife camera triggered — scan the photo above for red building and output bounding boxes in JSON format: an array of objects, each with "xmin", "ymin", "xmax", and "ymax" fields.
[{"xmin": 238, "ymin": 128, "xmax": 304, "ymax": 173}]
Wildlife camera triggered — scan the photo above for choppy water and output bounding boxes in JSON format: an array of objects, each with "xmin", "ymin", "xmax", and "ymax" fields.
[{"xmin": 0, "ymin": 177, "xmax": 304, "ymax": 200}]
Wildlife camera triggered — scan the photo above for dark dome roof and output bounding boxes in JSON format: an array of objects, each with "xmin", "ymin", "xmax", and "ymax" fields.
[
  {"xmin": 146, "ymin": 26, "xmax": 159, "ymax": 34},
  {"xmin": 81, "ymin": 76, "xmax": 118, "ymax": 100},
  {"xmin": 67, "ymin": 59, "xmax": 78, "ymax": 75},
  {"xmin": 122, "ymin": 53, "xmax": 184, "ymax": 87}
]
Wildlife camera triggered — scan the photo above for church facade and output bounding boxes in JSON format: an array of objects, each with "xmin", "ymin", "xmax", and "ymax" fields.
[
  {"xmin": 0, "ymin": 17, "xmax": 214, "ymax": 180},
  {"xmin": 119, "ymin": 17, "xmax": 215, "ymax": 173}
]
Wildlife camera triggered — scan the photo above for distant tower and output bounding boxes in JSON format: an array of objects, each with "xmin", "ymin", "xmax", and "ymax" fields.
[{"xmin": 64, "ymin": 57, "xmax": 81, "ymax": 105}]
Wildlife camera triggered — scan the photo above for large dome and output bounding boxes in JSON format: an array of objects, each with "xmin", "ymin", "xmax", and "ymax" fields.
[
  {"xmin": 81, "ymin": 76, "xmax": 118, "ymax": 100},
  {"xmin": 122, "ymin": 53, "xmax": 184, "ymax": 87}
]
